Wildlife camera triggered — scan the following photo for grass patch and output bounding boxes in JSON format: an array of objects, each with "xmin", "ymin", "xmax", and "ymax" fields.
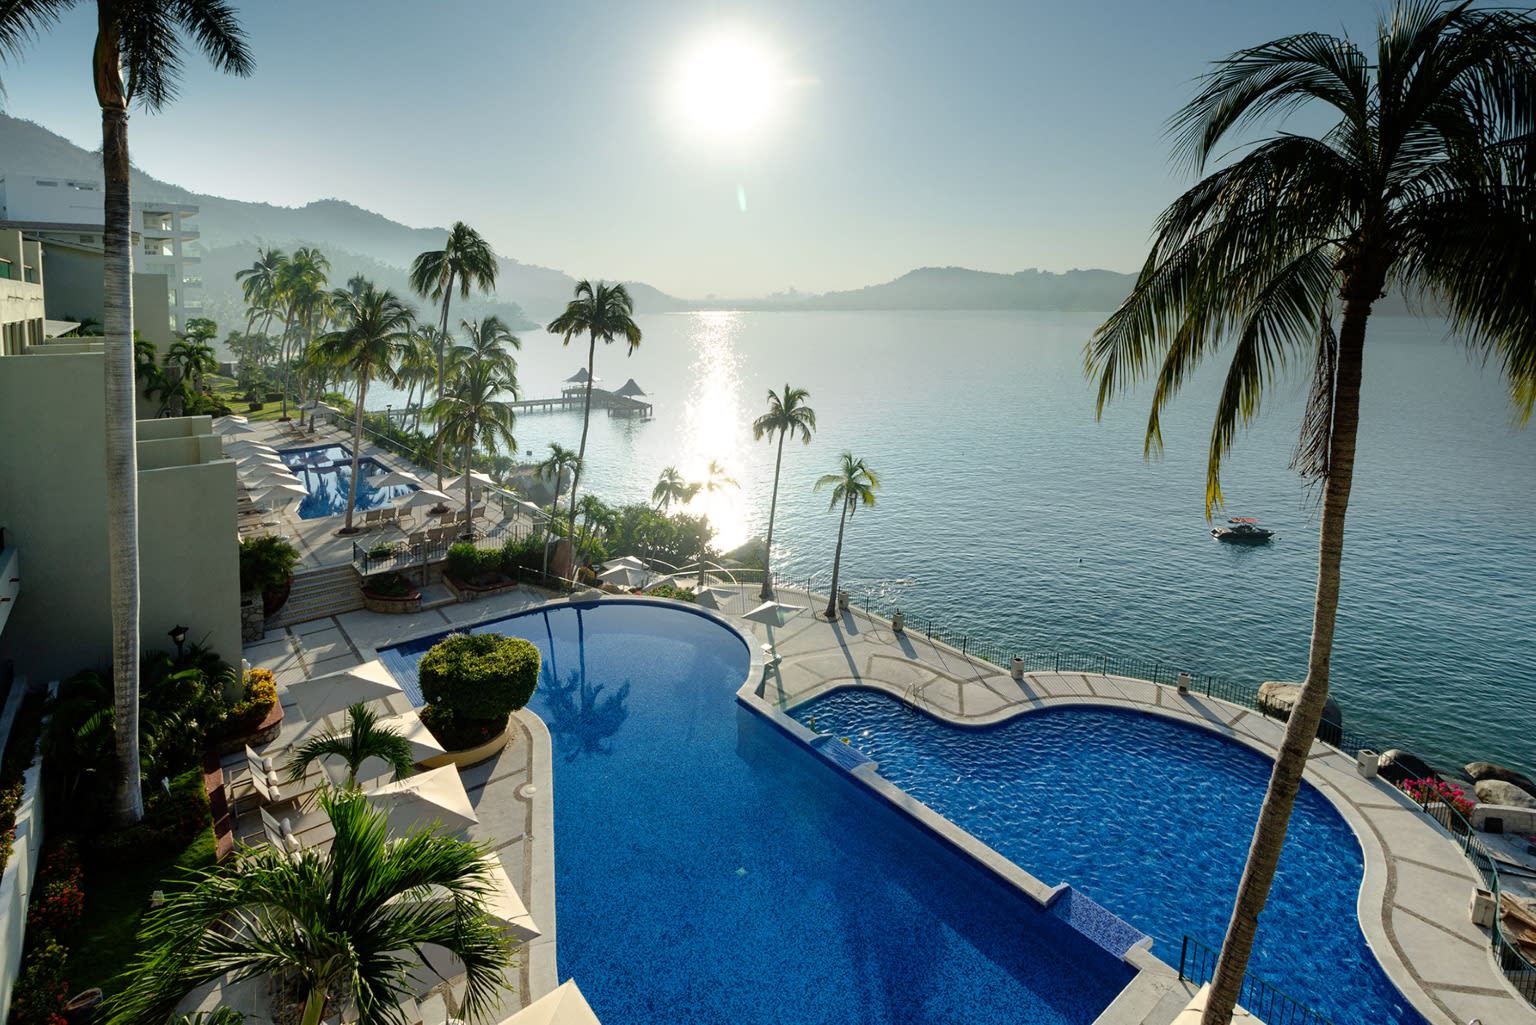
[
  {"xmin": 209, "ymin": 374, "xmax": 295, "ymax": 423},
  {"xmin": 66, "ymin": 795, "xmax": 218, "ymax": 995}
]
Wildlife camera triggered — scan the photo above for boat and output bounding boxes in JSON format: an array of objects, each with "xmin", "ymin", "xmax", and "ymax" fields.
[{"xmin": 1211, "ymin": 517, "xmax": 1274, "ymax": 544}]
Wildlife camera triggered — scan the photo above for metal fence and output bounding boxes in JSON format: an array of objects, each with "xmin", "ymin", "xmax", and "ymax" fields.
[
  {"xmin": 1177, "ymin": 935, "xmax": 1336, "ymax": 1025},
  {"xmin": 351, "ymin": 518, "xmax": 532, "ymax": 578}
]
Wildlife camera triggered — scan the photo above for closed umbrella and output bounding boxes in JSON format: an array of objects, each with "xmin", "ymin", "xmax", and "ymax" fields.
[
  {"xmin": 365, "ymin": 765, "xmax": 477, "ymax": 835},
  {"xmin": 286, "ymin": 660, "xmax": 403, "ymax": 720}
]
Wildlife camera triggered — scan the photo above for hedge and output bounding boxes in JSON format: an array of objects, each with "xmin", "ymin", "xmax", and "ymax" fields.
[{"xmin": 418, "ymin": 633, "xmax": 540, "ymax": 721}]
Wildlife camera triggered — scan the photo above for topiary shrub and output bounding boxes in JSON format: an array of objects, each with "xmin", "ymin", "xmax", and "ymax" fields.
[{"xmin": 418, "ymin": 633, "xmax": 540, "ymax": 722}]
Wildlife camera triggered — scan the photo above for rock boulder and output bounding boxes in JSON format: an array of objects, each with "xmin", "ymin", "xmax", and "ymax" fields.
[
  {"xmin": 1474, "ymin": 779, "xmax": 1536, "ymax": 809},
  {"xmin": 1256, "ymin": 681, "xmax": 1343, "ymax": 740},
  {"xmin": 1464, "ymin": 761, "xmax": 1536, "ymax": 796},
  {"xmin": 1378, "ymin": 749, "xmax": 1438, "ymax": 787}
]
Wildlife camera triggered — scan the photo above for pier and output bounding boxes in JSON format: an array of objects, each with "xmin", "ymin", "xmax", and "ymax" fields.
[{"xmin": 507, "ymin": 386, "xmax": 652, "ymax": 419}]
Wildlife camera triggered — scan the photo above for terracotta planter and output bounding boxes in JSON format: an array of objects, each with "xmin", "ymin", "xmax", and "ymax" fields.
[
  {"xmin": 263, "ymin": 579, "xmax": 292, "ymax": 617},
  {"xmin": 421, "ymin": 713, "xmax": 515, "ymax": 769},
  {"xmin": 444, "ymin": 574, "xmax": 518, "ymax": 602},
  {"xmin": 216, "ymin": 699, "xmax": 285, "ymax": 755},
  {"xmin": 362, "ymin": 590, "xmax": 422, "ymax": 614}
]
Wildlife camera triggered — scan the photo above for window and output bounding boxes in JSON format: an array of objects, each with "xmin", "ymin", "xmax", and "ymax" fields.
[{"xmin": 36, "ymin": 180, "xmax": 57, "ymax": 187}]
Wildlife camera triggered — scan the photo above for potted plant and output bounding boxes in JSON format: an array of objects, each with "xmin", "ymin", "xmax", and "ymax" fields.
[
  {"xmin": 361, "ymin": 571, "xmax": 422, "ymax": 614},
  {"xmin": 238, "ymin": 535, "xmax": 302, "ymax": 616},
  {"xmin": 418, "ymin": 633, "xmax": 540, "ymax": 765}
]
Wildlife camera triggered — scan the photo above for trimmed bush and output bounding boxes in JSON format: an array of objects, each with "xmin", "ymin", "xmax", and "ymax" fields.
[
  {"xmin": 418, "ymin": 633, "xmax": 540, "ymax": 721},
  {"xmin": 362, "ymin": 572, "xmax": 417, "ymax": 598},
  {"xmin": 444, "ymin": 542, "xmax": 504, "ymax": 587}
]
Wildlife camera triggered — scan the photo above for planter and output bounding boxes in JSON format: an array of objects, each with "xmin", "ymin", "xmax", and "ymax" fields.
[
  {"xmin": 216, "ymin": 698, "xmax": 285, "ymax": 755},
  {"xmin": 363, "ymin": 591, "xmax": 422, "ymax": 614},
  {"xmin": 63, "ymin": 988, "xmax": 104, "ymax": 1024},
  {"xmin": 444, "ymin": 574, "xmax": 518, "ymax": 602},
  {"xmin": 420, "ymin": 713, "xmax": 515, "ymax": 770},
  {"xmin": 263, "ymin": 579, "xmax": 292, "ymax": 617}
]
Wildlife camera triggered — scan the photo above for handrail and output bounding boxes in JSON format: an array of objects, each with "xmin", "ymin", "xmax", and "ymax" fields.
[{"xmin": 1177, "ymin": 935, "xmax": 1337, "ymax": 1025}]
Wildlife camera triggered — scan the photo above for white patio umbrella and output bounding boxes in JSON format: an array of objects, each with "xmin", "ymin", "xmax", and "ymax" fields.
[
  {"xmin": 254, "ymin": 482, "xmax": 309, "ymax": 508},
  {"xmin": 442, "ymin": 469, "xmax": 495, "ymax": 492},
  {"xmin": 602, "ymin": 555, "xmax": 649, "ymax": 572},
  {"xmin": 242, "ymin": 465, "xmax": 304, "ymax": 485},
  {"xmin": 214, "ymin": 418, "xmax": 257, "ymax": 435},
  {"xmin": 365, "ymin": 765, "xmax": 478, "ymax": 835},
  {"xmin": 373, "ymin": 468, "xmax": 423, "ymax": 489},
  {"xmin": 693, "ymin": 587, "xmax": 734, "ymax": 611},
  {"xmin": 400, "ymin": 487, "xmax": 452, "ymax": 512},
  {"xmin": 286, "ymin": 660, "xmax": 403, "ymax": 720},
  {"xmin": 509, "ymin": 982, "xmax": 601, "ymax": 1025},
  {"xmin": 742, "ymin": 600, "xmax": 807, "ymax": 628},
  {"xmin": 224, "ymin": 440, "xmax": 279, "ymax": 457},
  {"xmin": 481, "ymin": 860, "xmax": 540, "ymax": 940},
  {"xmin": 597, "ymin": 564, "xmax": 655, "ymax": 589}
]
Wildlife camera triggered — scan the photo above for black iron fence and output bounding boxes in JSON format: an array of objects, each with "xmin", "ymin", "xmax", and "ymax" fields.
[
  {"xmin": 1178, "ymin": 935, "xmax": 1336, "ymax": 1025},
  {"xmin": 351, "ymin": 518, "xmax": 533, "ymax": 578}
]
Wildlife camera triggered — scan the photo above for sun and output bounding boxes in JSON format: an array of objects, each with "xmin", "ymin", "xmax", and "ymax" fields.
[{"xmin": 671, "ymin": 30, "xmax": 782, "ymax": 144}]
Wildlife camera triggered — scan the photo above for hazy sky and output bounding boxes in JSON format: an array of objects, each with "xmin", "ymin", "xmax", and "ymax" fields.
[{"xmin": 1, "ymin": 0, "xmax": 1390, "ymax": 297}]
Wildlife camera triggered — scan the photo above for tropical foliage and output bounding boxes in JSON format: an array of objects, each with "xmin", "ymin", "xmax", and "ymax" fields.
[
  {"xmin": 753, "ymin": 384, "xmax": 817, "ymax": 599},
  {"xmin": 285, "ymin": 701, "xmax": 414, "ymax": 790},
  {"xmin": 651, "ymin": 465, "xmax": 697, "ymax": 511},
  {"xmin": 1085, "ymin": 4, "xmax": 1536, "ymax": 1020},
  {"xmin": 815, "ymin": 453, "xmax": 880, "ymax": 620}
]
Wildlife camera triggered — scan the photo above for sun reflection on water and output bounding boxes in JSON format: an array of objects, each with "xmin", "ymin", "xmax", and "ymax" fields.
[{"xmin": 676, "ymin": 312, "xmax": 751, "ymax": 552}]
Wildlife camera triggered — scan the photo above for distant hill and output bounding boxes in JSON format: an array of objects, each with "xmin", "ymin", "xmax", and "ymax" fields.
[{"xmin": 1, "ymin": 112, "xmax": 1432, "ymax": 324}]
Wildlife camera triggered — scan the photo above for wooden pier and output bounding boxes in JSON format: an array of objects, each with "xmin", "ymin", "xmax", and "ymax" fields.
[{"xmin": 507, "ymin": 387, "xmax": 652, "ymax": 419}]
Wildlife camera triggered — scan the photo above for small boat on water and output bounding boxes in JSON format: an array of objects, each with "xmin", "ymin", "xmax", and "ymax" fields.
[{"xmin": 1212, "ymin": 517, "xmax": 1274, "ymax": 544}]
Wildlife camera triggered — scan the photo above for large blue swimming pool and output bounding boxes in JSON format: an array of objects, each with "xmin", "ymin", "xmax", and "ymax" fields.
[
  {"xmin": 279, "ymin": 444, "xmax": 416, "ymax": 520},
  {"xmin": 791, "ymin": 691, "xmax": 1427, "ymax": 1025},
  {"xmin": 380, "ymin": 602, "xmax": 1135, "ymax": 1025}
]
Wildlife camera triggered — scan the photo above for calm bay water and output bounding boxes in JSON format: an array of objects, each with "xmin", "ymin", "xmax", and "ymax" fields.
[{"xmin": 376, "ymin": 309, "xmax": 1536, "ymax": 775}]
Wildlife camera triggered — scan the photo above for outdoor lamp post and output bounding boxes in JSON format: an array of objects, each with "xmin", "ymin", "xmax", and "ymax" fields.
[{"xmin": 169, "ymin": 624, "xmax": 189, "ymax": 658}]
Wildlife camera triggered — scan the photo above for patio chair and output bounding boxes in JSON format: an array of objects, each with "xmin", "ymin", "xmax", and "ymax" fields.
[
  {"xmin": 363, "ymin": 509, "xmax": 382, "ymax": 527},
  {"xmin": 241, "ymin": 744, "xmax": 294, "ymax": 808},
  {"xmin": 259, "ymin": 806, "xmax": 303, "ymax": 857},
  {"xmin": 407, "ymin": 530, "xmax": 427, "ymax": 546}
]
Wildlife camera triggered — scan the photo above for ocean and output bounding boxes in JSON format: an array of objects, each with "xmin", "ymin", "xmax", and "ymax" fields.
[{"xmin": 374, "ymin": 308, "xmax": 1536, "ymax": 776}]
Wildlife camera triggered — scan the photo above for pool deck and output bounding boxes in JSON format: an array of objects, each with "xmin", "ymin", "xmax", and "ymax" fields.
[{"xmin": 242, "ymin": 583, "xmax": 1535, "ymax": 1025}]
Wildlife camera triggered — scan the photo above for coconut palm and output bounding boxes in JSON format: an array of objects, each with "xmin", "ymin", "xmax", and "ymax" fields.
[
  {"xmin": 103, "ymin": 788, "xmax": 513, "ymax": 1025},
  {"xmin": 538, "ymin": 442, "xmax": 582, "ymax": 528},
  {"xmin": 431, "ymin": 359, "xmax": 518, "ymax": 526},
  {"xmin": 285, "ymin": 702, "xmax": 414, "ymax": 790},
  {"xmin": 410, "ymin": 222, "xmax": 499, "ymax": 486},
  {"xmin": 313, "ymin": 284, "xmax": 413, "ymax": 534},
  {"xmin": 652, "ymin": 466, "xmax": 697, "ymax": 510},
  {"xmin": 235, "ymin": 246, "xmax": 288, "ymax": 349},
  {"xmin": 814, "ymin": 453, "xmax": 879, "ymax": 620},
  {"xmin": 752, "ymin": 384, "xmax": 817, "ymax": 599},
  {"xmin": 275, "ymin": 247, "xmax": 331, "ymax": 421},
  {"xmin": 166, "ymin": 338, "xmax": 216, "ymax": 397},
  {"xmin": 545, "ymin": 281, "xmax": 642, "ymax": 530},
  {"xmin": 456, "ymin": 314, "xmax": 521, "ymax": 378},
  {"xmin": 1086, "ymin": 5, "xmax": 1536, "ymax": 1020},
  {"xmin": 0, "ymin": 0, "xmax": 256, "ymax": 827},
  {"xmin": 400, "ymin": 326, "xmax": 443, "ymax": 431}
]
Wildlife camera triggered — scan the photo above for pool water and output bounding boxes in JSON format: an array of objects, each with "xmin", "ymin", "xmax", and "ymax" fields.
[
  {"xmin": 279, "ymin": 444, "xmax": 416, "ymax": 520},
  {"xmin": 379, "ymin": 602, "xmax": 1135, "ymax": 1025},
  {"xmin": 791, "ymin": 692, "xmax": 1428, "ymax": 1025}
]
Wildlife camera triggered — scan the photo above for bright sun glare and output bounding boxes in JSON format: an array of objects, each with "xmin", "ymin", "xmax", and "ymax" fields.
[{"xmin": 672, "ymin": 30, "xmax": 781, "ymax": 144}]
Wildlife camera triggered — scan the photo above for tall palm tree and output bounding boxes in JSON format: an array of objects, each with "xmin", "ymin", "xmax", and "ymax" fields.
[
  {"xmin": 652, "ymin": 465, "xmax": 696, "ymax": 510},
  {"xmin": 410, "ymin": 222, "xmax": 499, "ymax": 486},
  {"xmin": 814, "ymin": 453, "xmax": 879, "ymax": 620},
  {"xmin": 400, "ymin": 326, "xmax": 442, "ymax": 432},
  {"xmin": 752, "ymin": 384, "xmax": 817, "ymax": 599},
  {"xmin": 431, "ymin": 359, "xmax": 518, "ymax": 526},
  {"xmin": 103, "ymin": 789, "xmax": 513, "ymax": 1025},
  {"xmin": 314, "ymin": 284, "xmax": 413, "ymax": 534},
  {"xmin": 546, "ymin": 281, "xmax": 642, "ymax": 530},
  {"xmin": 235, "ymin": 246, "xmax": 287, "ymax": 350},
  {"xmin": 538, "ymin": 442, "xmax": 582, "ymax": 542},
  {"xmin": 275, "ymin": 247, "xmax": 331, "ymax": 421},
  {"xmin": 285, "ymin": 702, "xmax": 414, "ymax": 790},
  {"xmin": 0, "ymin": 0, "xmax": 256, "ymax": 827},
  {"xmin": 1086, "ymin": 5, "xmax": 1536, "ymax": 1020},
  {"xmin": 166, "ymin": 338, "xmax": 215, "ymax": 396}
]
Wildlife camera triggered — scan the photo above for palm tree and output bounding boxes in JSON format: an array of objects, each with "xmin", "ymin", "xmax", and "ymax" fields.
[
  {"xmin": 1085, "ymin": 6, "xmax": 1536, "ymax": 1021},
  {"xmin": 285, "ymin": 702, "xmax": 414, "ymax": 790},
  {"xmin": 545, "ymin": 281, "xmax": 642, "ymax": 530},
  {"xmin": 752, "ymin": 384, "xmax": 817, "ymax": 599},
  {"xmin": 652, "ymin": 465, "xmax": 696, "ymax": 510},
  {"xmin": 235, "ymin": 246, "xmax": 287, "ymax": 349},
  {"xmin": 538, "ymin": 442, "xmax": 582, "ymax": 528},
  {"xmin": 103, "ymin": 789, "xmax": 513, "ymax": 1025},
  {"xmin": 431, "ymin": 359, "xmax": 518, "ymax": 526},
  {"xmin": 456, "ymin": 314, "xmax": 520, "ymax": 377},
  {"xmin": 399, "ymin": 326, "xmax": 441, "ymax": 432},
  {"xmin": 410, "ymin": 222, "xmax": 499, "ymax": 487},
  {"xmin": 814, "ymin": 453, "xmax": 879, "ymax": 620},
  {"xmin": 275, "ymin": 247, "xmax": 331, "ymax": 421},
  {"xmin": 313, "ymin": 284, "xmax": 413, "ymax": 534},
  {"xmin": 166, "ymin": 338, "xmax": 215, "ymax": 397}
]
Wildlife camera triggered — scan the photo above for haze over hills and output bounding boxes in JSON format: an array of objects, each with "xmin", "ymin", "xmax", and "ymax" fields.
[{"xmin": 1, "ymin": 112, "xmax": 1430, "ymax": 326}]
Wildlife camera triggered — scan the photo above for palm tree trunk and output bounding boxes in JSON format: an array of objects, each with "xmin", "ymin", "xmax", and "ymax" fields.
[
  {"xmin": 432, "ymin": 279, "xmax": 455, "ymax": 488},
  {"xmin": 101, "ymin": 95, "xmax": 144, "ymax": 827},
  {"xmin": 569, "ymin": 330, "xmax": 597, "ymax": 535},
  {"xmin": 299, "ymin": 988, "xmax": 327, "ymax": 1025},
  {"xmin": 1202, "ymin": 284, "xmax": 1373, "ymax": 1025},
  {"xmin": 342, "ymin": 374, "xmax": 368, "ymax": 533},
  {"xmin": 279, "ymin": 310, "xmax": 297, "ymax": 420},
  {"xmin": 823, "ymin": 499, "xmax": 849, "ymax": 620},
  {"xmin": 464, "ymin": 441, "xmax": 474, "ymax": 528},
  {"xmin": 761, "ymin": 431, "xmax": 787, "ymax": 600}
]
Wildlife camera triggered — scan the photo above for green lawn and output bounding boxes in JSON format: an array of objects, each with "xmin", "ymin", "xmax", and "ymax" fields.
[
  {"xmin": 209, "ymin": 374, "xmax": 297, "ymax": 423},
  {"xmin": 68, "ymin": 813, "xmax": 219, "ymax": 995}
]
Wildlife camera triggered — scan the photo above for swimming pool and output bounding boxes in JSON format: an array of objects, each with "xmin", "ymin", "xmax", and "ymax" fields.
[
  {"xmin": 790, "ymin": 691, "xmax": 1428, "ymax": 1025},
  {"xmin": 278, "ymin": 444, "xmax": 416, "ymax": 520},
  {"xmin": 379, "ymin": 601, "xmax": 1136, "ymax": 1025}
]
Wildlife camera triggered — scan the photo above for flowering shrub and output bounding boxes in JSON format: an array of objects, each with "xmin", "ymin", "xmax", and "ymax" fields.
[
  {"xmin": 217, "ymin": 667, "xmax": 279, "ymax": 739},
  {"xmin": 1402, "ymin": 777, "xmax": 1476, "ymax": 818},
  {"xmin": 8, "ymin": 933, "xmax": 69, "ymax": 1025},
  {"xmin": 27, "ymin": 844, "xmax": 84, "ymax": 938}
]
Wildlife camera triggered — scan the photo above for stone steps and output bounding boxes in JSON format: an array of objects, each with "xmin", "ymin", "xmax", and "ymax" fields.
[{"xmin": 267, "ymin": 564, "xmax": 364, "ymax": 628}]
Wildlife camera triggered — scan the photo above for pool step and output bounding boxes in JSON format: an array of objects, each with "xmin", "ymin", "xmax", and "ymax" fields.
[{"xmin": 267, "ymin": 564, "xmax": 365, "ymax": 628}]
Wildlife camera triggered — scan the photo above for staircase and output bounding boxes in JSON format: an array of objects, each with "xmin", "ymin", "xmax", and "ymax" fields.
[{"xmin": 266, "ymin": 564, "xmax": 364, "ymax": 629}]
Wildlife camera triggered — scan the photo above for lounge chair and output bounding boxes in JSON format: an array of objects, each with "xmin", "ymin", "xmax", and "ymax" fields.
[{"xmin": 241, "ymin": 744, "xmax": 294, "ymax": 808}]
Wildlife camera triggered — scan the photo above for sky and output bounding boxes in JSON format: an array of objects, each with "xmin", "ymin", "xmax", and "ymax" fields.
[{"xmin": 0, "ymin": 0, "xmax": 1392, "ymax": 298}]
